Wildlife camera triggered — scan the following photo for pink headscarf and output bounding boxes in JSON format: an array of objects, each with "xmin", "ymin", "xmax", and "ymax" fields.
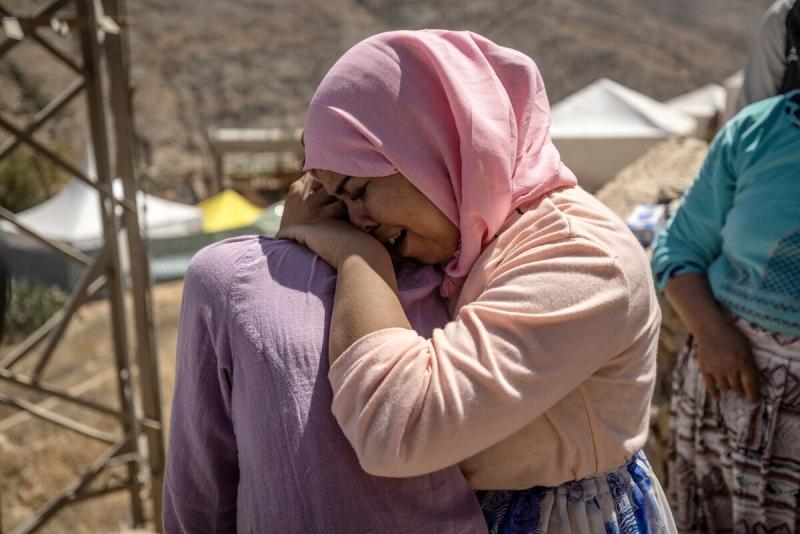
[{"xmin": 303, "ymin": 30, "xmax": 577, "ymax": 298}]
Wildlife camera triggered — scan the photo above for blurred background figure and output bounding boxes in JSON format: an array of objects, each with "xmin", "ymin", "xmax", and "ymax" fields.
[
  {"xmin": 652, "ymin": 90, "xmax": 800, "ymax": 532},
  {"xmin": 735, "ymin": 0, "xmax": 799, "ymax": 111}
]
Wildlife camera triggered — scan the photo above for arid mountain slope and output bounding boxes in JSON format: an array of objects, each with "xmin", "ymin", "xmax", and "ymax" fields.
[{"xmin": 0, "ymin": 0, "xmax": 774, "ymax": 180}]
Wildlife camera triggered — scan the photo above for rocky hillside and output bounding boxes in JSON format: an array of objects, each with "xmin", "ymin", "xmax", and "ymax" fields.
[{"xmin": 0, "ymin": 0, "xmax": 774, "ymax": 183}]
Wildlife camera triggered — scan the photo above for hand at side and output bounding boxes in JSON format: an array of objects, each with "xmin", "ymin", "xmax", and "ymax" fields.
[{"xmin": 665, "ymin": 272, "xmax": 760, "ymax": 404}]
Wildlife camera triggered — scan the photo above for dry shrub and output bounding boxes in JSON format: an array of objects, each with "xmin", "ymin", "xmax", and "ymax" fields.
[
  {"xmin": 3, "ymin": 277, "xmax": 67, "ymax": 345},
  {"xmin": 0, "ymin": 146, "xmax": 71, "ymax": 214}
]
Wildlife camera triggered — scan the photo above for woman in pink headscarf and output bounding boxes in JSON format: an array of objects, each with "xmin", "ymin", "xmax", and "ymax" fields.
[{"xmin": 278, "ymin": 30, "xmax": 675, "ymax": 533}]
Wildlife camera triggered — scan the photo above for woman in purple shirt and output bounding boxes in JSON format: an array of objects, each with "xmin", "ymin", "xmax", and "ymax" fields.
[{"xmin": 164, "ymin": 236, "xmax": 486, "ymax": 533}]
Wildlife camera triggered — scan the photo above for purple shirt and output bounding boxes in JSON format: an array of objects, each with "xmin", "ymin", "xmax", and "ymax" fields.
[{"xmin": 163, "ymin": 236, "xmax": 486, "ymax": 533}]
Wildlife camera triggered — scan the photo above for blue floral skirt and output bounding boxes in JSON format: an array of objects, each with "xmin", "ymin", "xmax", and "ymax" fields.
[{"xmin": 476, "ymin": 451, "xmax": 676, "ymax": 534}]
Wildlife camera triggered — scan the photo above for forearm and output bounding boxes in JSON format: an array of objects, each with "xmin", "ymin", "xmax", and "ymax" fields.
[
  {"xmin": 330, "ymin": 251, "xmax": 411, "ymax": 363},
  {"xmin": 663, "ymin": 268, "xmax": 761, "ymax": 403},
  {"xmin": 330, "ymin": 237, "xmax": 638, "ymax": 477},
  {"xmin": 663, "ymin": 272, "xmax": 731, "ymax": 341}
]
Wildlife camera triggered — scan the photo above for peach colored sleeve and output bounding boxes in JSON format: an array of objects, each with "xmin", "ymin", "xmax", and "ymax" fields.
[{"xmin": 328, "ymin": 234, "xmax": 634, "ymax": 477}]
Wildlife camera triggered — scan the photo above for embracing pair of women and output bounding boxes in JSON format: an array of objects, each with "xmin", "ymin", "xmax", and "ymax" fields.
[
  {"xmin": 277, "ymin": 29, "xmax": 675, "ymax": 533},
  {"xmin": 165, "ymin": 29, "xmax": 676, "ymax": 533}
]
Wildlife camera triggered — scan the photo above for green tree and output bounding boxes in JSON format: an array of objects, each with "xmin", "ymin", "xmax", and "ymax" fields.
[{"xmin": 0, "ymin": 146, "xmax": 71, "ymax": 213}]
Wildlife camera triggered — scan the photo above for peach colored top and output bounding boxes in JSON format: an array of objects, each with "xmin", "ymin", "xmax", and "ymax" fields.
[{"xmin": 329, "ymin": 186, "xmax": 661, "ymax": 489}]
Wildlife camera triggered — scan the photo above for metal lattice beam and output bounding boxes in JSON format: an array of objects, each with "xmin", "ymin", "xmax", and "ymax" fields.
[
  {"xmin": 0, "ymin": 0, "xmax": 164, "ymax": 531},
  {"xmin": 0, "ymin": 78, "xmax": 86, "ymax": 161},
  {"xmin": 0, "ymin": 0, "xmax": 73, "ymax": 58},
  {"xmin": 9, "ymin": 435, "xmax": 135, "ymax": 534},
  {"xmin": 101, "ymin": 0, "xmax": 166, "ymax": 522}
]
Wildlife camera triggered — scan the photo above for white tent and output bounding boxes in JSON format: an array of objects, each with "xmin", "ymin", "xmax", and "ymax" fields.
[
  {"xmin": 666, "ymin": 83, "xmax": 727, "ymax": 139},
  {"xmin": 0, "ymin": 175, "xmax": 203, "ymax": 288},
  {"xmin": 550, "ymin": 78, "xmax": 697, "ymax": 192},
  {"xmin": 722, "ymin": 70, "xmax": 744, "ymax": 122},
  {"xmin": 0, "ymin": 178, "xmax": 202, "ymax": 250},
  {"xmin": 1, "ymin": 144, "xmax": 201, "ymax": 249}
]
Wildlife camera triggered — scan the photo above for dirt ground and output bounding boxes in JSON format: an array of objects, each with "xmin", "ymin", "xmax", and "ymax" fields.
[{"xmin": 0, "ymin": 280, "xmax": 184, "ymax": 533}]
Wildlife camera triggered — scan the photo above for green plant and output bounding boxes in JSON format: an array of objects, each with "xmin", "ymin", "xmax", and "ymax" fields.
[
  {"xmin": 21, "ymin": 83, "xmax": 48, "ymax": 111},
  {"xmin": 0, "ymin": 145, "xmax": 71, "ymax": 213},
  {"xmin": 3, "ymin": 277, "xmax": 67, "ymax": 345}
]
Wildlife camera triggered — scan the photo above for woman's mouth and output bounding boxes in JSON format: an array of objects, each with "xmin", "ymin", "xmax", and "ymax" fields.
[{"xmin": 386, "ymin": 229, "xmax": 407, "ymax": 250}]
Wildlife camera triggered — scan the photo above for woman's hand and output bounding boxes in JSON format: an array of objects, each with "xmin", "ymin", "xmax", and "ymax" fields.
[
  {"xmin": 664, "ymin": 272, "xmax": 760, "ymax": 405},
  {"xmin": 277, "ymin": 175, "xmax": 409, "ymax": 362},
  {"xmin": 278, "ymin": 219, "xmax": 408, "ymax": 363},
  {"xmin": 278, "ymin": 173, "xmax": 344, "ymax": 231},
  {"xmin": 277, "ymin": 219, "xmax": 392, "ymax": 272},
  {"xmin": 694, "ymin": 322, "xmax": 760, "ymax": 404}
]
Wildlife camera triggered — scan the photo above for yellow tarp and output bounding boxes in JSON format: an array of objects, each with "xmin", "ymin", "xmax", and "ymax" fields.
[{"xmin": 198, "ymin": 189, "xmax": 263, "ymax": 233}]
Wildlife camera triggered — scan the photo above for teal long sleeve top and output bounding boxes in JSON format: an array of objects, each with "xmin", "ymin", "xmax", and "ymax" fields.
[{"xmin": 652, "ymin": 90, "xmax": 800, "ymax": 335}]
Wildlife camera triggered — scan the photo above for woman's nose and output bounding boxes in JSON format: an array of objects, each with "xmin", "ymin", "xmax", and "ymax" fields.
[{"xmin": 347, "ymin": 204, "xmax": 379, "ymax": 233}]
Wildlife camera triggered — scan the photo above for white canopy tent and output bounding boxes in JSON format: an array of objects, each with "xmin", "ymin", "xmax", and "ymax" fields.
[
  {"xmin": 0, "ymin": 171, "xmax": 203, "ymax": 288},
  {"xmin": 0, "ymin": 178, "xmax": 202, "ymax": 250},
  {"xmin": 722, "ymin": 70, "xmax": 744, "ymax": 122},
  {"xmin": 666, "ymin": 83, "xmax": 727, "ymax": 139},
  {"xmin": 550, "ymin": 78, "xmax": 697, "ymax": 192}
]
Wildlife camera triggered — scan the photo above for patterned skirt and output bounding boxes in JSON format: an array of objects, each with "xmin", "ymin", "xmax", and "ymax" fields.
[
  {"xmin": 477, "ymin": 451, "xmax": 676, "ymax": 533},
  {"xmin": 668, "ymin": 315, "xmax": 800, "ymax": 533}
]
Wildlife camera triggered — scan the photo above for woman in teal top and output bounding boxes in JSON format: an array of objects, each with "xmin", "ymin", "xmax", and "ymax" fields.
[{"xmin": 652, "ymin": 90, "xmax": 800, "ymax": 532}]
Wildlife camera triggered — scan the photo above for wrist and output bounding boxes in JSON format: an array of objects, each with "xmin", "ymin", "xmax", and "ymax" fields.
[{"xmin": 692, "ymin": 314, "xmax": 734, "ymax": 344}]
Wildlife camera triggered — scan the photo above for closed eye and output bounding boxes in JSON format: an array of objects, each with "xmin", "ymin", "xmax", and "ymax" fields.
[{"xmin": 350, "ymin": 182, "xmax": 368, "ymax": 201}]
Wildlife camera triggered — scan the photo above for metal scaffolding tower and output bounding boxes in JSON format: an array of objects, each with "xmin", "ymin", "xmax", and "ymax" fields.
[{"xmin": 0, "ymin": 0, "xmax": 164, "ymax": 531}]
